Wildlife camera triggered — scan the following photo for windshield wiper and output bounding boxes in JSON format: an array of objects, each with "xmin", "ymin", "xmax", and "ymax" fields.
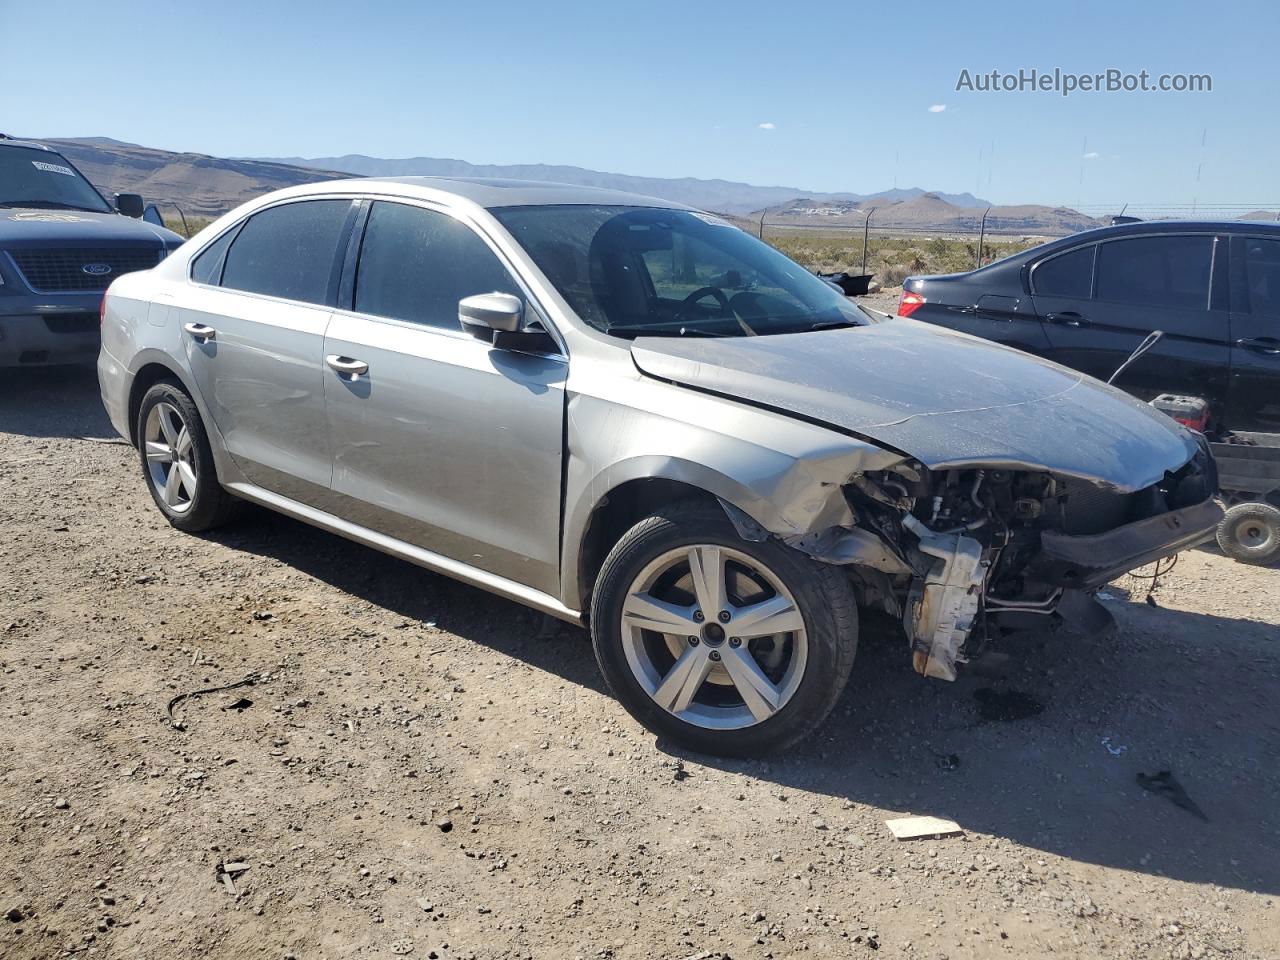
[
  {"xmin": 808, "ymin": 319, "xmax": 863, "ymax": 331},
  {"xmin": 0, "ymin": 200, "xmax": 100, "ymax": 211},
  {"xmin": 605, "ymin": 325, "xmax": 731, "ymax": 339}
]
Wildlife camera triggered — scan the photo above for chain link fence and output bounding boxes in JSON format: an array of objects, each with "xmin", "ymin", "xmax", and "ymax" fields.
[{"xmin": 754, "ymin": 202, "xmax": 1280, "ymax": 290}]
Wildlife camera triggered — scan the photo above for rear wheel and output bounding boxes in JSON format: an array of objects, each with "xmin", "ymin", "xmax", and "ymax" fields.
[
  {"xmin": 1216, "ymin": 501, "xmax": 1280, "ymax": 566},
  {"xmin": 590, "ymin": 502, "xmax": 858, "ymax": 756},
  {"xmin": 136, "ymin": 380, "xmax": 240, "ymax": 532}
]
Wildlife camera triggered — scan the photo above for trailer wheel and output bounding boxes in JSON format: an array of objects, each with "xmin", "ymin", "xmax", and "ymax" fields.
[{"xmin": 1216, "ymin": 501, "xmax": 1280, "ymax": 566}]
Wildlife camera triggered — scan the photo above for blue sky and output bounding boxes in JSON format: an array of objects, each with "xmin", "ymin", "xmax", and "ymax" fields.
[{"xmin": 3, "ymin": 0, "xmax": 1276, "ymax": 209}]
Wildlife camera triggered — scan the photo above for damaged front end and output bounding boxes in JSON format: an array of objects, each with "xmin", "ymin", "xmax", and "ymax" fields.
[{"xmin": 784, "ymin": 441, "xmax": 1222, "ymax": 682}]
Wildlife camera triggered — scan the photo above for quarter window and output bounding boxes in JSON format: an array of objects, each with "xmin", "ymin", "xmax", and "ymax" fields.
[
  {"xmin": 354, "ymin": 202, "xmax": 521, "ymax": 330},
  {"xmin": 190, "ymin": 225, "xmax": 239, "ymax": 286},
  {"xmin": 1032, "ymin": 245, "xmax": 1094, "ymax": 298},
  {"xmin": 219, "ymin": 199, "xmax": 351, "ymax": 305},
  {"xmin": 1095, "ymin": 235, "xmax": 1213, "ymax": 310}
]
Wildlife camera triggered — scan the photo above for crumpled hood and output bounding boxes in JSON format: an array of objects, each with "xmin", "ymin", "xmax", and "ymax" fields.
[
  {"xmin": 0, "ymin": 208, "xmax": 182, "ymax": 247},
  {"xmin": 630, "ymin": 318, "xmax": 1200, "ymax": 491}
]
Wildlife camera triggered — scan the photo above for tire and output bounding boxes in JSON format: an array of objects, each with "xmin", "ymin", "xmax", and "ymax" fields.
[
  {"xmin": 135, "ymin": 379, "xmax": 240, "ymax": 532},
  {"xmin": 1216, "ymin": 501, "xmax": 1280, "ymax": 566},
  {"xmin": 589, "ymin": 501, "xmax": 858, "ymax": 757}
]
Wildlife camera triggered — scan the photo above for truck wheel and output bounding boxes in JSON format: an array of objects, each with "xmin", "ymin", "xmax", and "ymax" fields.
[
  {"xmin": 1216, "ymin": 502, "xmax": 1280, "ymax": 566},
  {"xmin": 589, "ymin": 501, "xmax": 858, "ymax": 757},
  {"xmin": 136, "ymin": 380, "xmax": 241, "ymax": 532}
]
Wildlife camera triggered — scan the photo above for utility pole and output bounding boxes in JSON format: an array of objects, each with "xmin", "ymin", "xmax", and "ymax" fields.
[
  {"xmin": 976, "ymin": 207, "xmax": 991, "ymax": 268},
  {"xmin": 861, "ymin": 207, "xmax": 876, "ymax": 276}
]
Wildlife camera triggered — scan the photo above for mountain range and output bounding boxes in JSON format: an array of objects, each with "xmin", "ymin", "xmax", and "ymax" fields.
[
  {"xmin": 254, "ymin": 152, "xmax": 990, "ymax": 215},
  {"xmin": 762, "ymin": 194, "xmax": 1100, "ymax": 235},
  {"xmin": 39, "ymin": 137, "xmax": 1095, "ymax": 234},
  {"xmin": 41, "ymin": 138, "xmax": 347, "ymax": 219}
]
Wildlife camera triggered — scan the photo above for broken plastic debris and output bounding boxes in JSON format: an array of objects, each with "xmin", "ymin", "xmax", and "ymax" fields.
[
  {"xmin": 216, "ymin": 860, "xmax": 250, "ymax": 896},
  {"xmin": 1101, "ymin": 736, "xmax": 1127, "ymax": 756},
  {"xmin": 885, "ymin": 815, "xmax": 964, "ymax": 840}
]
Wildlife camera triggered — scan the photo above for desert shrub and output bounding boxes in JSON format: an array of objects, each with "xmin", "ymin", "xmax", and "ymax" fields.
[
  {"xmin": 879, "ymin": 263, "xmax": 912, "ymax": 286},
  {"xmin": 764, "ymin": 228, "xmax": 1046, "ymax": 285}
]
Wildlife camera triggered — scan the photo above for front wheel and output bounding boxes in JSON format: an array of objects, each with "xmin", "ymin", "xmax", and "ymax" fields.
[
  {"xmin": 1216, "ymin": 501, "xmax": 1280, "ymax": 566},
  {"xmin": 589, "ymin": 502, "xmax": 858, "ymax": 756}
]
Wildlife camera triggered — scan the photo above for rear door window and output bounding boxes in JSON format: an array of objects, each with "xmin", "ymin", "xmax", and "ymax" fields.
[
  {"xmin": 1031, "ymin": 245, "xmax": 1094, "ymax": 298},
  {"xmin": 1095, "ymin": 235, "xmax": 1213, "ymax": 310},
  {"xmin": 220, "ymin": 199, "xmax": 351, "ymax": 305},
  {"xmin": 353, "ymin": 201, "xmax": 520, "ymax": 330}
]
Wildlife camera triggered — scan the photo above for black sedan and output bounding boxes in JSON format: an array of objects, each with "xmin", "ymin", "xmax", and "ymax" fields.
[{"xmin": 898, "ymin": 219, "xmax": 1280, "ymax": 436}]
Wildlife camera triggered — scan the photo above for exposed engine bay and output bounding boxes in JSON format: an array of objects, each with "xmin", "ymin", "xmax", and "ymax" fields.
[
  {"xmin": 778, "ymin": 441, "xmax": 1221, "ymax": 682},
  {"xmin": 626, "ymin": 318, "xmax": 1225, "ymax": 682}
]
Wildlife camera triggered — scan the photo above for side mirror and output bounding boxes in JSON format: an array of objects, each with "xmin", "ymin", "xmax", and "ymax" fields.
[
  {"xmin": 143, "ymin": 204, "xmax": 166, "ymax": 227},
  {"xmin": 115, "ymin": 193, "xmax": 145, "ymax": 219},
  {"xmin": 459, "ymin": 292, "xmax": 523, "ymax": 339},
  {"xmin": 458, "ymin": 292, "xmax": 558, "ymax": 354}
]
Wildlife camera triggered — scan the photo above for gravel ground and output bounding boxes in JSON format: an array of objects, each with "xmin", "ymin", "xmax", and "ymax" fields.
[{"xmin": 2, "ymin": 365, "xmax": 1278, "ymax": 960}]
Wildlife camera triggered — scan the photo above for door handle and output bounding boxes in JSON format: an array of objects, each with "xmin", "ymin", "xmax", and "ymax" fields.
[
  {"xmin": 1045, "ymin": 312, "xmax": 1089, "ymax": 327},
  {"xmin": 1236, "ymin": 337, "xmax": 1280, "ymax": 355},
  {"xmin": 326, "ymin": 354, "xmax": 370, "ymax": 376},
  {"xmin": 183, "ymin": 322, "xmax": 216, "ymax": 341}
]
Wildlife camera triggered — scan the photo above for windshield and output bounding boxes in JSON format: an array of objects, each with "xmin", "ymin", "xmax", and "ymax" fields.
[
  {"xmin": 0, "ymin": 146, "xmax": 112, "ymax": 213},
  {"xmin": 492, "ymin": 204, "xmax": 864, "ymax": 338}
]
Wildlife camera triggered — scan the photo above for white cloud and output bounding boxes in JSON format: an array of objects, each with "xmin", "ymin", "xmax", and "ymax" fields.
[
  {"xmin": 758, "ymin": 121, "xmax": 776, "ymax": 130},
  {"xmin": 1083, "ymin": 151, "xmax": 1101, "ymax": 159},
  {"xmin": 927, "ymin": 104, "xmax": 947, "ymax": 113}
]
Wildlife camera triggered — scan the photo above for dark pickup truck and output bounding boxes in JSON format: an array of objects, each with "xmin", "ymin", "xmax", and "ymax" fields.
[
  {"xmin": 900, "ymin": 219, "xmax": 1280, "ymax": 564},
  {"xmin": 0, "ymin": 135, "xmax": 184, "ymax": 366}
]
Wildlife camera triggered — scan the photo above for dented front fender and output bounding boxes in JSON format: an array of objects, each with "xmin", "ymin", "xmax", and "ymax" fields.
[{"xmin": 559, "ymin": 383, "xmax": 904, "ymax": 609}]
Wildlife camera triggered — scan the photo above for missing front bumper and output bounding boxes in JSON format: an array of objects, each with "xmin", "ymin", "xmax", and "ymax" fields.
[{"xmin": 1030, "ymin": 497, "xmax": 1223, "ymax": 590}]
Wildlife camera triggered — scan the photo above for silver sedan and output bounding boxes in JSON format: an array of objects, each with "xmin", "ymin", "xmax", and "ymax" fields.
[{"xmin": 98, "ymin": 178, "xmax": 1221, "ymax": 755}]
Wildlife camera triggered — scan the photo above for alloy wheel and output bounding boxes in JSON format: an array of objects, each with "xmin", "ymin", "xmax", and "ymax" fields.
[
  {"xmin": 619, "ymin": 544, "xmax": 808, "ymax": 730},
  {"xmin": 143, "ymin": 401, "xmax": 197, "ymax": 514}
]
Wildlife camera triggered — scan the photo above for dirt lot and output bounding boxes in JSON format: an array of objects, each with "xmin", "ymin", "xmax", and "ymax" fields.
[{"xmin": 2, "ymin": 365, "xmax": 1278, "ymax": 960}]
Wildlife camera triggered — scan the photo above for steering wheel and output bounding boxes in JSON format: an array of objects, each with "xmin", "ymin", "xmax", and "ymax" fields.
[{"xmin": 677, "ymin": 286, "xmax": 732, "ymax": 319}]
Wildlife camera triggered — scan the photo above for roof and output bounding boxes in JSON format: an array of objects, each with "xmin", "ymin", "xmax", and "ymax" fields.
[
  {"xmin": 1063, "ymin": 218, "xmax": 1280, "ymax": 243},
  {"xmin": 0, "ymin": 135, "xmax": 55, "ymax": 152},
  {"xmin": 997, "ymin": 217, "xmax": 1280, "ymax": 265},
  {"xmin": 299, "ymin": 176, "xmax": 691, "ymax": 211}
]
